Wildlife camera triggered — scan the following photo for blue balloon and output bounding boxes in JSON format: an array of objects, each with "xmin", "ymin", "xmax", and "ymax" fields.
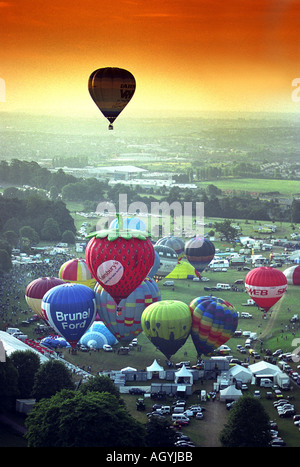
[
  {"xmin": 109, "ymin": 217, "xmax": 146, "ymax": 231},
  {"xmin": 148, "ymin": 250, "xmax": 160, "ymax": 278},
  {"xmin": 42, "ymin": 283, "xmax": 97, "ymax": 348},
  {"xmin": 80, "ymin": 321, "xmax": 118, "ymax": 348}
]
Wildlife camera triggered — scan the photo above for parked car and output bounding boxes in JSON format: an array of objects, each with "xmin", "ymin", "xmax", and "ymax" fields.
[
  {"xmin": 183, "ymin": 409, "xmax": 194, "ymax": 418},
  {"xmin": 129, "ymin": 388, "xmax": 145, "ymax": 395},
  {"xmin": 254, "ymin": 390, "xmax": 261, "ymax": 398},
  {"xmin": 175, "ymin": 433, "xmax": 190, "ymax": 441},
  {"xmin": 226, "ymin": 401, "xmax": 236, "ymax": 410},
  {"xmin": 270, "ymin": 438, "xmax": 286, "ymax": 447},
  {"xmin": 195, "ymin": 412, "xmax": 204, "ymax": 419},
  {"xmin": 102, "ymin": 344, "xmax": 113, "ymax": 352},
  {"xmin": 174, "ymin": 441, "xmax": 195, "ymax": 447}
]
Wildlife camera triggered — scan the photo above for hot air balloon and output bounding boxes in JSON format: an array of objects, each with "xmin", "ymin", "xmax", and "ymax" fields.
[
  {"xmin": 109, "ymin": 217, "xmax": 146, "ymax": 232},
  {"xmin": 189, "ymin": 296, "xmax": 238, "ymax": 356},
  {"xmin": 25, "ymin": 277, "xmax": 65, "ymax": 319},
  {"xmin": 41, "ymin": 283, "xmax": 97, "ymax": 349},
  {"xmin": 79, "ymin": 321, "xmax": 118, "ymax": 349},
  {"xmin": 153, "ymin": 244, "xmax": 178, "ymax": 278},
  {"xmin": 141, "ymin": 300, "xmax": 192, "ymax": 360},
  {"xmin": 284, "ymin": 265, "xmax": 300, "ymax": 285},
  {"xmin": 97, "ymin": 277, "xmax": 161, "ymax": 342},
  {"xmin": 156, "ymin": 236, "xmax": 185, "ymax": 258},
  {"xmin": 184, "ymin": 237, "xmax": 215, "ymax": 274},
  {"xmin": 245, "ymin": 267, "xmax": 287, "ymax": 314},
  {"xmin": 148, "ymin": 250, "xmax": 160, "ymax": 278},
  {"xmin": 59, "ymin": 258, "xmax": 96, "ymax": 289},
  {"xmin": 85, "ymin": 227, "xmax": 154, "ymax": 305},
  {"xmin": 88, "ymin": 67, "xmax": 136, "ymax": 130}
]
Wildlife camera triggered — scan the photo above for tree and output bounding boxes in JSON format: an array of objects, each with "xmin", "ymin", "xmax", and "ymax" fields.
[
  {"xmin": 145, "ymin": 416, "xmax": 177, "ymax": 447},
  {"xmin": 219, "ymin": 395, "xmax": 272, "ymax": 447},
  {"xmin": 0, "ymin": 249, "xmax": 12, "ymax": 273},
  {"xmin": 25, "ymin": 390, "xmax": 146, "ymax": 447},
  {"xmin": 10, "ymin": 350, "xmax": 41, "ymax": 399},
  {"xmin": 40, "ymin": 217, "xmax": 61, "ymax": 241},
  {"xmin": 61, "ymin": 229, "xmax": 76, "ymax": 244},
  {"xmin": 214, "ymin": 219, "xmax": 237, "ymax": 242},
  {"xmin": 79, "ymin": 375, "xmax": 122, "ymax": 401},
  {"xmin": 32, "ymin": 360, "xmax": 75, "ymax": 401},
  {"xmin": 19, "ymin": 225, "xmax": 39, "ymax": 246},
  {"xmin": 0, "ymin": 355, "xmax": 19, "ymax": 412}
]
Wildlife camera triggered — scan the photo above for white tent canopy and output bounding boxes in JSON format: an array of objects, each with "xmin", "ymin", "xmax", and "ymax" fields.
[
  {"xmin": 146, "ymin": 359, "xmax": 165, "ymax": 379},
  {"xmin": 174, "ymin": 364, "xmax": 193, "ymax": 384},
  {"xmin": 120, "ymin": 366, "xmax": 137, "ymax": 372},
  {"xmin": 0, "ymin": 331, "xmax": 49, "ymax": 363},
  {"xmin": 249, "ymin": 361, "xmax": 281, "ymax": 377},
  {"xmin": 229, "ymin": 364, "xmax": 252, "ymax": 383},
  {"xmin": 220, "ymin": 385, "xmax": 243, "ymax": 402}
]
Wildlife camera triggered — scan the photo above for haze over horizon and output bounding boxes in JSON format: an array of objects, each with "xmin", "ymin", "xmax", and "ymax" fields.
[{"xmin": 1, "ymin": 0, "xmax": 300, "ymax": 120}]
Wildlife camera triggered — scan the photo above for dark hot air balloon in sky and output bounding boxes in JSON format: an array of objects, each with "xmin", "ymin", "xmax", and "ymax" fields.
[{"xmin": 88, "ymin": 67, "xmax": 136, "ymax": 130}]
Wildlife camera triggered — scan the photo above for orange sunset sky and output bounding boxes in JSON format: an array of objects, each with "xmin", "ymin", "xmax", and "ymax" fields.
[{"xmin": 1, "ymin": 0, "xmax": 300, "ymax": 117}]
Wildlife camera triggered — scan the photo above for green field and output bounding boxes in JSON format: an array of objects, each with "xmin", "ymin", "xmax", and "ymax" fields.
[{"xmin": 197, "ymin": 178, "xmax": 300, "ymax": 197}]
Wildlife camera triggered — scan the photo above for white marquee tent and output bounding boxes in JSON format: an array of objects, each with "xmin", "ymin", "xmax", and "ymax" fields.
[
  {"xmin": 220, "ymin": 385, "xmax": 243, "ymax": 402},
  {"xmin": 249, "ymin": 361, "xmax": 281, "ymax": 377},
  {"xmin": 146, "ymin": 359, "xmax": 165, "ymax": 379},
  {"xmin": 228, "ymin": 364, "xmax": 253, "ymax": 383},
  {"xmin": 174, "ymin": 364, "xmax": 194, "ymax": 384}
]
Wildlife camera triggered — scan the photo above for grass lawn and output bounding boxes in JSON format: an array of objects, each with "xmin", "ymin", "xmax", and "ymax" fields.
[{"xmin": 197, "ymin": 178, "xmax": 300, "ymax": 197}]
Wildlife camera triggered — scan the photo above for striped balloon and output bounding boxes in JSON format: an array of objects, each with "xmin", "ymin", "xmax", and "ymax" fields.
[
  {"xmin": 185, "ymin": 237, "xmax": 215, "ymax": 273},
  {"xmin": 284, "ymin": 265, "xmax": 300, "ymax": 285},
  {"xmin": 59, "ymin": 258, "xmax": 96, "ymax": 289},
  {"xmin": 189, "ymin": 296, "xmax": 238, "ymax": 356},
  {"xmin": 97, "ymin": 277, "xmax": 161, "ymax": 342}
]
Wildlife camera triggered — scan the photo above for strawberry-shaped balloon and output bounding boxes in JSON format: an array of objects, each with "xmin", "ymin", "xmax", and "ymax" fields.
[{"xmin": 85, "ymin": 222, "xmax": 154, "ymax": 305}]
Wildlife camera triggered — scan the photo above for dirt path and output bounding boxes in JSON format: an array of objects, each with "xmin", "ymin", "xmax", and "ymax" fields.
[{"xmin": 201, "ymin": 399, "xmax": 227, "ymax": 447}]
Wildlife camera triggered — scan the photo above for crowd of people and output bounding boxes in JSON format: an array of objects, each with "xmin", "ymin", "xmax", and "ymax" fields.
[{"xmin": 0, "ymin": 254, "xmax": 71, "ymax": 330}]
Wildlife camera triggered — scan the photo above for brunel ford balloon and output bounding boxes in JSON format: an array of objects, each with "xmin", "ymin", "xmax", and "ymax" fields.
[
  {"xmin": 42, "ymin": 283, "xmax": 97, "ymax": 349},
  {"xmin": 88, "ymin": 67, "xmax": 136, "ymax": 129}
]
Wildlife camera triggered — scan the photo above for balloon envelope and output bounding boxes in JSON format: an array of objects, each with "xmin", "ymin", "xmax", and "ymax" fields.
[
  {"xmin": 284, "ymin": 265, "xmax": 300, "ymax": 285},
  {"xmin": 97, "ymin": 277, "xmax": 161, "ymax": 342},
  {"xmin": 42, "ymin": 283, "xmax": 97, "ymax": 348},
  {"xmin": 88, "ymin": 67, "xmax": 136, "ymax": 129},
  {"xmin": 245, "ymin": 267, "xmax": 287, "ymax": 312},
  {"xmin": 189, "ymin": 296, "xmax": 238, "ymax": 356},
  {"xmin": 156, "ymin": 236, "xmax": 185, "ymax": 257},
  {"xmin": 59, "ymin": 258, "xmax": 96, "ymax": 289},
  {"xmin": 153, "ymin": 244, "xmax": 178, "ymax": 278},
  {"xmin": 85, "ymin": 230, "xmax": 155, "ymax": 305},
  {"xmin": 110, "ymin": 217, "xmax": 146, "ymax": 232},
  {"xmin": 141, "ymin": 300, "xmax": 192, "ymax": 360},
  {"xmin": 184, "ymin": 237, "xmax": 215, "ymax": 273},
  {"xmin": 25, "ymin": 277, "xmax": 65, "ymax": 318},
  {"xmin": 148, "ymin": 251, "xmax": 160, "ymax": 278}
]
